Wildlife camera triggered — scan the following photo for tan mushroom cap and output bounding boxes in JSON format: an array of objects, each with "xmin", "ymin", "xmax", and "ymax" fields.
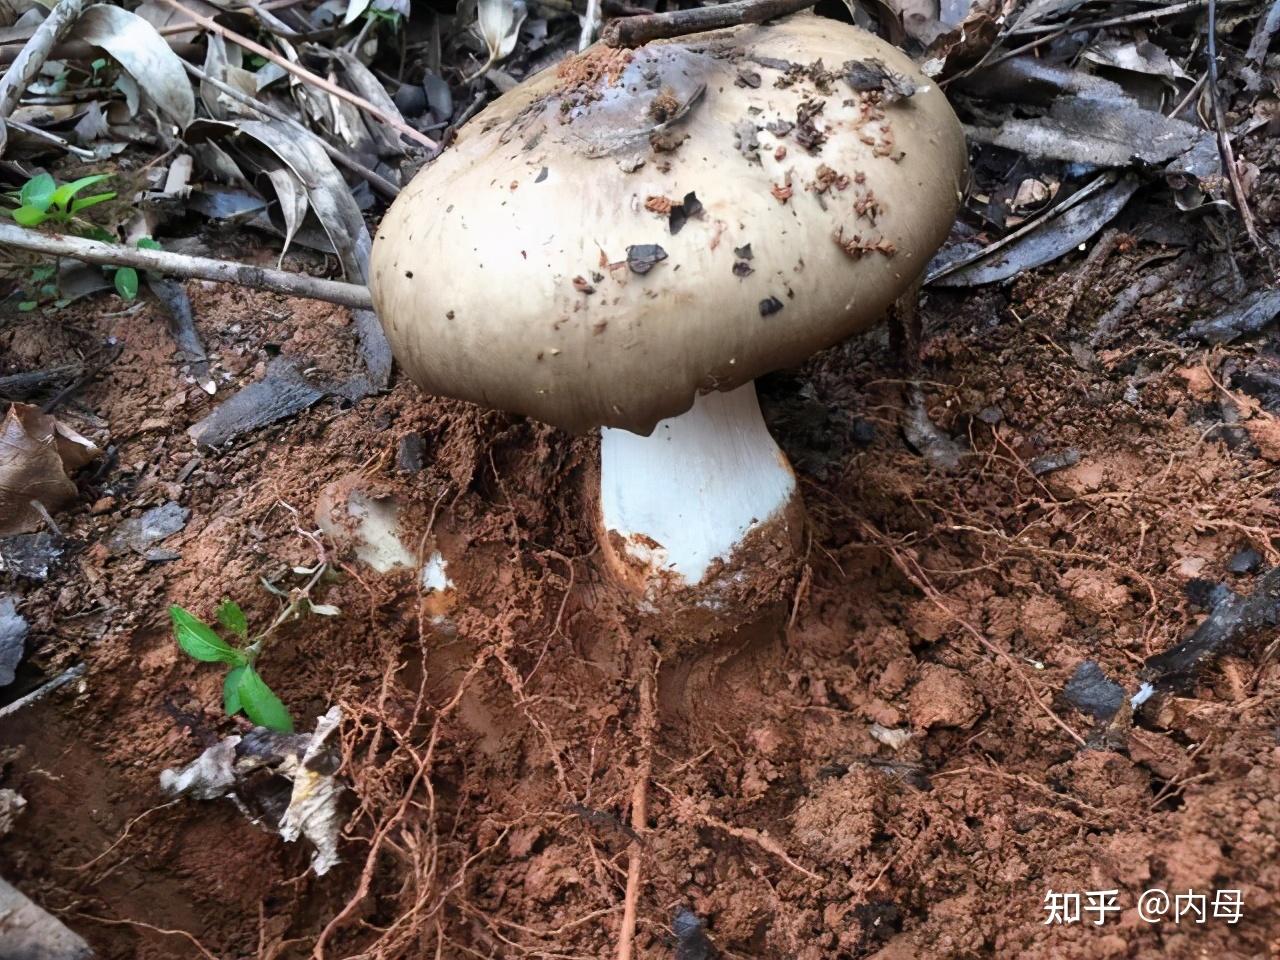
[{"xmin": 370, "ymin": 13, "xmax": 967, "ymax": 435}]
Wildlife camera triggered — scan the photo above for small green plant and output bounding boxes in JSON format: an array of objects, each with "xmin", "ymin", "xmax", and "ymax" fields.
[
  {"xmin": 170, "ymin": 534, "xmax": 338, "ymax": 732},
  {"xmin": 106, "ymin": 237, "xmax": 161, "ymax": 301},
  {"xmin": 8, "ymin": 172, "xmax": 115, "ymax": 228},
  {"xmin": 170, "ymin": 599, "xmax": 294, "ymax": 732}
]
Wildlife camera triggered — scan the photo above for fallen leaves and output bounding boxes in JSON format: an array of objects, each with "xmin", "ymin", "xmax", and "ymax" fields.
[{"xmin": 0, "ymin": 404, "xmax": 99, "ymax": 536}]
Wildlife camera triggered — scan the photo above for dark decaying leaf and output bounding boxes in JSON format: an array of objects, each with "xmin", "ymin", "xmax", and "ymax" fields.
[
  {"xmin": 966, "ymin": 97, "xmax": 1208, "ymax": 168},
  {"xmin": 842, "ymin": 58, "xmax": 917, "ymax": 102},
  {"xmin": 0, "ymin": 595, "xmax": 27, "ymax": 687},
  {"xmin": 105, "ymin": 501, "xmax": 190, "ymax": 558},
  {"xmin": 626, "ymin": 244, "xmax": 668, "ymax": 275},
  {"xmin": 1182, "ymin": 289, "xmax": 1280, "ymax": 345},
  {"xmin": 929, "ymin": 176, "xmax": 1139, "ymax": 287},
  {"xmin": 0, "ymin": 404, "xmax": 100, "ymax": 536},
  {"xmin": 668, "ymin": 191, "xmax": 702, "ymax": 235},
  {"xmin": 1143, "ymin": 567, "xmax": 1280, "ymax": 692}
]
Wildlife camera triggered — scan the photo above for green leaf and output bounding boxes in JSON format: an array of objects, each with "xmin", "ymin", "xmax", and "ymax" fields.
[
  {"xmin": 11, "ymin": 205, "xmax": 48, "ymax": 227},
  {"xmin": 223, "ymin": 665, "xmax": 248, "ymax": 716},
  {"xmin": 18, "ymin": 300, "xmax": 37, "ymax": 312},
  {"xmin": 216, "ymin": 599, "xmax": 248, "ymax": 638},
  {"xmin": 82, "ymin": 226, "xmax": 114, "ymax": 243},
  {"xmin": 30, "ymin": 264, "xmax": 55, "ymax": 282},
  {"xmin": 114, "ymin": 267, "xmax": 138, "ymax": 300},
  {"xmin": 170, "ymin": 605, "xmax": 245, "ymax": 665},
  {"xmin": 51, "ymin": 174, "xmax": 110, "ymax": 209},
  {"xmin": 91, "ymin": 58, "xmax": 107, "ymax": 72},
  {"xmin": 236, "ymin": 667, "xmax": 293, "ymax": 731},
  {"xmin": 20, "ymin": 174, "xmax": 55, "ymax": 212},
  {"xmin": 70, "ymin": 191, "xmax": 115, "ymax": 214},
  {"xmin": 136, "ymin": 237, "xmax": 162, "ymax": 250}
]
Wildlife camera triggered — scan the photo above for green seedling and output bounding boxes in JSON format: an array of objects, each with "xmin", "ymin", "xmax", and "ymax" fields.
[
  {"xmin": 170, "ymin": 600, "xmax": 294, "ymax": 732},
  {"xmin": 107, "ymin": 237, "xmax": 162, "ymax": 302},
  {"xmin": 169, "ymin": 537, "xmax": 338, "ymax": 733},
  {"xmin": 8, "ymin": 172, "xmax": 115, "ymax": 228}
]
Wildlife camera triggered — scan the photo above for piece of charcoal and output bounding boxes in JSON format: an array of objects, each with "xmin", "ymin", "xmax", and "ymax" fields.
[{"xmin": 1063, "ymin": 660, "xmax": 1125, "ymax": 721}]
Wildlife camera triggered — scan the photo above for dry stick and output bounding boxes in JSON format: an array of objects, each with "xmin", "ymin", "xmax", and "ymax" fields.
[
  {"xmin": 616, "ymin": 650, "xmax": 656, "ymax": 960},
  {"xmin": 603, "ymin": 0, "xmax": 817, "ymax": 48},
  {"xmin": 0, "ymin": 0, "xmax": 87, "ymax": 157},
  {"xmin": 0, "ymin": 223, "xmax": 373, "ymax": 309},
  {"xmin": 1206, "ymin": 0, "xmax": 1268, "ymax": 260},
  {"xmin": 155, "ymin": 0, "xmax": 439, "ymax": 153},
  {"xmin": 182, "ymin": 60, "xmax": 400, "ymax": 200}
]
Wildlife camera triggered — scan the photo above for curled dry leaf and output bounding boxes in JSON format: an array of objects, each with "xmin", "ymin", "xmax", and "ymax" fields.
[
  {"xmin": 72, "ymin": 4, "xmax": 195, "ymax": 129},
  {"xmin": 266, "ymin": 167, "xmax": 309, "ymax": 267},
  {"xmin": 472, "ymin": 0, "xmax": 527, "ymax": 77},
  {"xmin": 185, "ymin": 118, "xmax": 371, "ymax": 280},
  {"xmin": 0, "ymin": 403, "xmax": 100, "ymax": 536}
]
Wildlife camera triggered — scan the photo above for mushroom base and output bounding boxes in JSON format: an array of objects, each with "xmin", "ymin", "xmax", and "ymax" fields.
[{"xmin": 597, "ymin": 383, "xmax": 804, "ymax": 637}]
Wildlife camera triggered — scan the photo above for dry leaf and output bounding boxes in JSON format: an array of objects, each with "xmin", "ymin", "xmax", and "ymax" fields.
[
  {"xmin": 72, "ymin": 4, "xmax": 196, "ymax": 129},
  {"xmin": 0, "ymin": 403, "xmax": 100, "ymax": 536},
  {"xmin": 471, "ymin": 0, "xmax": 526, "ymax": 78}
]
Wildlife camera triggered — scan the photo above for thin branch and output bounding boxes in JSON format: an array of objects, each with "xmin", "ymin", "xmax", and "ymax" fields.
[
  {"xmin": 0, "ymin": 223, "xmax": 373, "ymax": 309},
  {"xmin": 602, "ymin": 0, "xmax": 816, "ymax": 48},
  {"xmin": 155, "ymin": 0, "xmax": 439, "ymax": 153},
  {"xmin": 0, "ymin": 0, "xmax": 87, "ymax": 157},
  {"xmin": 183, "ymin": 60, "xmax": 400, "ymax": 200},
  {"xmin": 1207, "ymin": 0, "xmax": 1268, "ymax": 260}
]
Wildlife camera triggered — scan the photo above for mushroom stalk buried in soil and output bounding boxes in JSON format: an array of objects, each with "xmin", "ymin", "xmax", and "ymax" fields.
[{"xmin": 600, "ymin": 382, "xmax": 797, "ymax": 591}]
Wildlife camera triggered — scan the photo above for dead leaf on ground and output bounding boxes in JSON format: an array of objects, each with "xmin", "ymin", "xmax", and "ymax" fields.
[
  {"xmin": 0, "ymin": 404, "xmax": 100, "ymax": 536},
  {"xmin": 72, "ymin": 4, "xmax": 196, "ymax": 129}
]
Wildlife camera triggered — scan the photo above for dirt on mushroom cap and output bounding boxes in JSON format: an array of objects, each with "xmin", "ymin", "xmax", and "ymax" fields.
[{"xmin": 370, "ymin": 13, "xmax": 967, "ymax": 435}]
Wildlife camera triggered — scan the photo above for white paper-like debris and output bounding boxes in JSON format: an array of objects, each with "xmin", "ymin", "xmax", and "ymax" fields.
[
  {"xmin": 160, "ymin": 736, "xmax": 241, "ymax": 799},
  {"xmin": 869, "ymin": 723, "xmax": 914, "ymax": 752},
  {"xmin": 278, "ymin": 706, "xmax": 345, "ymax": 875}
]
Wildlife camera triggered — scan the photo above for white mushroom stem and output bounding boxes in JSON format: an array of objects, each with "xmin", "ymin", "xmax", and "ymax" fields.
[{"xmin": 599, "ymin": 382, "xmax": 797, "ymax": 593}]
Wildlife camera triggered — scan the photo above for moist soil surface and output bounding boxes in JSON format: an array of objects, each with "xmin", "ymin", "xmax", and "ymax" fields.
[{"xmin": 3, "ymin": 230, "xmax": 1280, "ymax": 960}]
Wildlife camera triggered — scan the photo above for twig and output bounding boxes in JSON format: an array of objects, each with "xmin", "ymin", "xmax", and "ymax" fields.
[
  {"xmin": 1008, "ymin": 0, "xmax": 1209, "ymax": 35},
  {"xmin": 155, "ymin": 0, "xmax": 439, "ymax": 153},
  {"xmin": 0, "ymin": 223, "xmax": 373, "ymax": 309},
  {"xmin": 1206, "ymin": 0, "xmax": 1268, "ymax": 259},
  {"xmin": 0, "ymin": 662, "xmax": 85, "ymax": 720},
  {"xmin": 182, "ymin": 60, "xmax": 399, "ymax": 200},
  {"xmin": 616, "ymin": 647, "xmax": 657, "ymax": 960},
  {"xmin": 4, "ymin": 117, "xmax": 97, "ymax": 158},
  {"xmin": 0, "ymin": 0, "xmax": 87, "ymax": 157},
  {"xmin": 603, "ymin": 0, "xmax": 817, "ymax": 48}
]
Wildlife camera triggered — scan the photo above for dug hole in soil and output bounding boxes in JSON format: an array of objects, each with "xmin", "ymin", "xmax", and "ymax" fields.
[{"xmin": 3, "ymin": 94, "xmax": 1280, "ymax": 960}]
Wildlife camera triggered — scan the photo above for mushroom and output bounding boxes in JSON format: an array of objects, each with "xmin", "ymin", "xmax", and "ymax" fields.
[{"xmin": 371, "ymin": 14, "xmax": 966, "ymax": 621}]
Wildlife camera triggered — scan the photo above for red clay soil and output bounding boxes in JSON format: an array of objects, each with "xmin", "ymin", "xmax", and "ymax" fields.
[{"xmin": 2, "ymin": 232, "xmax": 1280, "ymax": 960}]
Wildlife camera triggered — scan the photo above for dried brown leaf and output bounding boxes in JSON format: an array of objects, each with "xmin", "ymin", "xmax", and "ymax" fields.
[{"xmin": 0, "ymin": 404, "xmax": 99, "ymax": 536}]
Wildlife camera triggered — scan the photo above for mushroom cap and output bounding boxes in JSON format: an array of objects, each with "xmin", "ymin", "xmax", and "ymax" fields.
[{"xmin": 371, "ymin": 13, "xmax": 967, "ymax": 434}]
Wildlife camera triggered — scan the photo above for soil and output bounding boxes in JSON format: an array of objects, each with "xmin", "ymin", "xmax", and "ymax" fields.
[{"xmin": 4, "ymin": 183, "xmax": 1280, "ymax": 960}]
